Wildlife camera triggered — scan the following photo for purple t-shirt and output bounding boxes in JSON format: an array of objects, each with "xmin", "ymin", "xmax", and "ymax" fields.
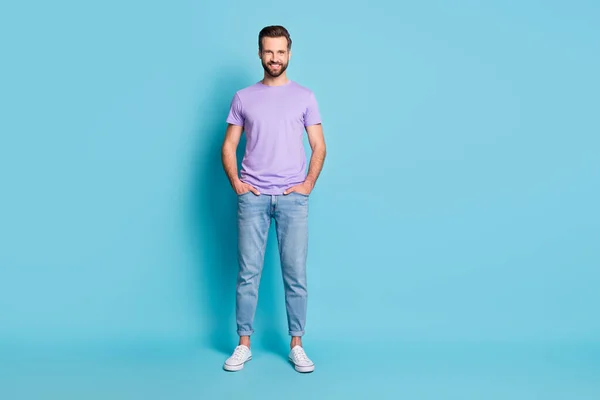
[{"xmin": 226, "ymin": 80, "xmax": 322, "ymax": 195}]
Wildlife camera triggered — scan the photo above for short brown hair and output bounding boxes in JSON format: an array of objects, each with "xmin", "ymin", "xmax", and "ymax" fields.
[{"xmin": 258, "ymin": 25, "xmax": 292, "ymax": 52}]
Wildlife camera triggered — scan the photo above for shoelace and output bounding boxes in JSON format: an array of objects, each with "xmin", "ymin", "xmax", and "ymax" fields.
[
  {"xmin": 292, "ymin": 348, "xmax": 310, "ymax": 362},
  {"xmin": 232, "ymin": 346, "xmax": 248, "ymax": 360}
]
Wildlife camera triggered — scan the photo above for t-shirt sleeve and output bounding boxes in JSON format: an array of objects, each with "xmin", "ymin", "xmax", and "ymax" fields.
[
  {"xmin": 226, "ymin": 93, "xmax": 245, "ymax": 126},
  {"xmin": 303, "ymin": 92, "xmax": 322, "ymax": 127}
]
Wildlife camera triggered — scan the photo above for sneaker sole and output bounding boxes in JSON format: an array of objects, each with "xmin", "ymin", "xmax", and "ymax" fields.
[
  {"xmin": 288, "ymin": 357, "xmax": 315, "ymax": 373},
  {"xmin": 223, "ymin": 356, "xmax": 252, "ymax": 372}
]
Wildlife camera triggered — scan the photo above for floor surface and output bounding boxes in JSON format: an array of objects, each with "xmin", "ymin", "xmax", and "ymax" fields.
[{"xmin": 1, "ymin": 339, "xmax": 598, "ymax": 399}]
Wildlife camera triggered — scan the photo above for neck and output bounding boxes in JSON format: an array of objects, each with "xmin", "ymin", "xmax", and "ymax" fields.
[{"xmin": 261, "ymin": 73, "xmax": 289, "ymax": 86}]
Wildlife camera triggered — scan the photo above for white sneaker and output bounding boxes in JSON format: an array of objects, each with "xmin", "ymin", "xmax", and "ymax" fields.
[
  {"xmin": 288, "ymin": 345, "xmax": 315, "ymax": 373},
  {"xmin": 223, "ymin": 345, "xmax": 252, "ymax": 371}
]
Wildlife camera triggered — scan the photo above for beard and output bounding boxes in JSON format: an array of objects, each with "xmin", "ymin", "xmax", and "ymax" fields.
[{"xmin": 262, "ymin": 60, "xmax": 288, "ymax": 77}]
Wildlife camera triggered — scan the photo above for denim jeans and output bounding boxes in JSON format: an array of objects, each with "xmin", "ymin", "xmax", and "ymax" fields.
[{"xmin": 235, "ymin": 191, "xmax": 309, "ymax": 337}]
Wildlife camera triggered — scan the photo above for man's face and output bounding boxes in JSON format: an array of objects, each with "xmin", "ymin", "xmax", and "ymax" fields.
[{"xmin": 259, "ymin": 37, "xmax": 291, "ymax": 78}]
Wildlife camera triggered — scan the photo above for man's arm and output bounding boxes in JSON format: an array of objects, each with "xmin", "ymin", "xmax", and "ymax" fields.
[
  {"xmin": 304, "ymin": 123, "xmax": 327, "ymax": 189},
  {"xmin": 221, "ymin": 124, "xmax": 260, "ymax": 195},
  {"xmin": 284, "ymin": 123, "xmax": 326, "ymax": 195}
]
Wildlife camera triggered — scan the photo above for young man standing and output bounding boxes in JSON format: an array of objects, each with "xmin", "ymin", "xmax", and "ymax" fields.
[{"xmin": 220, "ymin": 25, "xmax": 326, "ymax": 373}]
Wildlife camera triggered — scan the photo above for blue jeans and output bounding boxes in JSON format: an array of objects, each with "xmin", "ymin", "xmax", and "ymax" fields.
[{"xmin": 236, "ymin": 192, "xmax": 309, "ymax": 337}]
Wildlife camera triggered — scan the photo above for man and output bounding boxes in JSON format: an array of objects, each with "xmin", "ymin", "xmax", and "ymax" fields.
[{"xmin": 220, "ymin": 25, "xmax": 326, "ymax": 373}]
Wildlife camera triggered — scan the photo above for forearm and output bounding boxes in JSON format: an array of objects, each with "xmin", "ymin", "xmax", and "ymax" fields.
[
  {"xmin": 304, "ymin": 145, "xmax": 326, "ymax": 188},
  {"xmin": 221, "ymin": 144, "xmax": 240, "ymax": 187}
]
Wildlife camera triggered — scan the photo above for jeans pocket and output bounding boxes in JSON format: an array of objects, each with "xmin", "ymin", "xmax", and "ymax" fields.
[{"xmin": 293, "ymin": 192, "xmax": 309, "ymax": 197}]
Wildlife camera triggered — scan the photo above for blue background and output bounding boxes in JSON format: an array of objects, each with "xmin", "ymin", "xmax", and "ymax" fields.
[{"xmin": 1, "ymin": 0, "xmax": 599, "ymax": 398}]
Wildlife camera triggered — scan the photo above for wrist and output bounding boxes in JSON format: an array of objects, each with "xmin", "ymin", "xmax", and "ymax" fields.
[
  {"xmin": 230, "ymin": 177, "xmax": 243, "ymax": 188},
  {"xmin": 304, "ymin": 179, "xmax": 315, "ymax": 189}
]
